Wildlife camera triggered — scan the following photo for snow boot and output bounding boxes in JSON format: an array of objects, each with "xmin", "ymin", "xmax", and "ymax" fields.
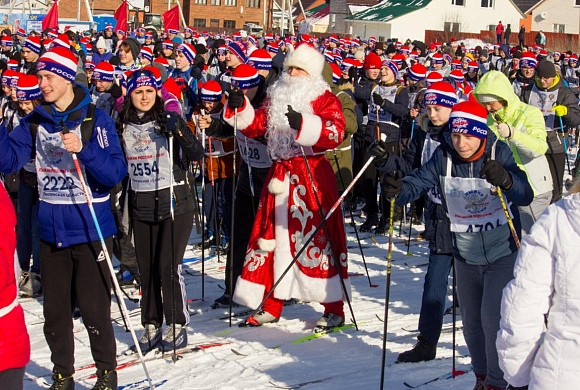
[
  {"xmin": 19, "ymin": 271, "xmax": 42, "ymax": 297},
  {"xmin": 314, "ymin": 313, "xmax": 345, "ymax": 332},
  {"xmin": 241, "ymin": 310, "xmax": 280, "ymax": 327},
  {"xmin": 211, "ymin": 293, "xmax": 239, "ymax": 309},
  {"xmin": 396, "ymin": 334, "xmax": 436, "ymax": 363},
  {"xmin": 48, "ymin": 373, "xmax": 74, "ymax": 390},
  {"xmin": 159, "ymin": 324, "xmax": 188, "ymax": 352},
  {"xmin": 92, "ymin": 369, "xmax": 117, "ymax": 390},
  {"xmin": 359, "ymin": 213, "xmax": 379, "ymax": 232},
  {"xmin": 472, "ymin": 373, "xmax": 486, "ymax": 390},
  {"xmin": 135, "ymin": 324, "xmax": 161, "ymax": 354},
  {"xmin": 217, "ymin": 236, "xmax": 230, "ymax": 256}
]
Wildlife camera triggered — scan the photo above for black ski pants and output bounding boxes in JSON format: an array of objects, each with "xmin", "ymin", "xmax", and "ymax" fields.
[
  {"xmin": 133, "ymin": 211, "xmax": 193, "ymax": 328},
  {"xmin": 546, "ymin": 152, "xmax": 565, "ymax": 203},
  {"xmin": 40, "ymin": 238, "xmax": 116, "ymax": 377},
  {"xmin": 225, "ymin": 190, "xmax": 260, "ymax": 296}
]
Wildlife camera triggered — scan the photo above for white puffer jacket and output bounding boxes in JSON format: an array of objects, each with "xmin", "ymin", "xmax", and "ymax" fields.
[{"xmin": 496, "ymin": 192, "xmax": 580, "ymax": 389}]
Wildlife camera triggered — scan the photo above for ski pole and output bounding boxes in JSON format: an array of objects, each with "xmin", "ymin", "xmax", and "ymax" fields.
[
  {"xmin": 410, "ymin": 120, "xmax": 415, "ymax": 141},
  {"xmin": 299, "ymin": 146, "xmax": 358, "ymax": 330},
  {"xmin": 379, "ymin": 196, "xmax": 395, "ymax": 390},
  {"xmin": 208, "ymin": 136, "xmax": 221, "ymax": 266},
  {"xmin": 496, "ymin": 186, "xmax": 520, "ymax": 249},
  {"xmin": 332, "ymin": 149, "xmax": 377, "ymax": 288},
  {"xmin": 244, "ymin": 154, "xmax": 378, "ymax": 325},
  {"xmin": 60, "ymin": 124, "xmax": 153, "ymax": 389},
  {"xmin": 559, "ymin": 116, "xmax": 572, "ymax": 174},
  {"xmin": 168, "ymin": 132, "xmax": 179, "ymax": 363},
  {"xmin": 406, "ymin": 202, "xmax": 415, "ymax": 256},
  {"xmin": 228, "ymin": 105, "xmax": 238, "ymax": 327},
  {"xmin": 201, "ymin": 123, "xmax": 206, "ymax": 301},
  {"xmin": 111, "ymin": 278, "xmax": 129, "ymax": 332},
  {"xmin": 452, "ymin": 256, "xmax": 457, "ymax": 378}
]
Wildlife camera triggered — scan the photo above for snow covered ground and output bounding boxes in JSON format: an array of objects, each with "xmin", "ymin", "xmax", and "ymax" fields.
[{"xmin": 20, "ymin": 208, "xmax": 480, "ymax": 390}]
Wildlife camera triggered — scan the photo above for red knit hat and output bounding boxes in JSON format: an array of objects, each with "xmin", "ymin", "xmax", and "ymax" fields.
[
  {"xmin": 247, "ymin": 49, "xmax": 272, "ymax": 70},
  {"xmin": 16, "ymin": 74, "xmax": 42, "ymax": 101},
  {"xmin": 231, "ymin": 64, "xmax": 260, "ymax": 90},
  {"xmin": 364, "ymin": 52, "xmax": 381, "ymax": 70},
  {"xmin": 407, "ymin": 64, "xmax": 427, "ymax": 81},
  {"xmin": 200, "ymin": 80, "xmax": 223, "ymax": 101},
  {"xmin": 329, "ymin": 63, "xmax": 341, "ymax": 84},
  {"xmin": 449, "ymin": 70, "xmax": 465, "ymax": 83},
  {"xmin": 426, "ymin": 71, "xmax": 443, "ymax": 85},
  {"xmin": 424, "ymin": 81, "xmax": 458, "ymax": 108}
]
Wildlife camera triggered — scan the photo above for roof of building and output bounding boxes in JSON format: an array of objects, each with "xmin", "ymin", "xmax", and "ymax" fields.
[
  {"xmin": 512, "ymin": 0, "xmax": 541, "ymax": 14},
  {"xmin": 347, "ymin": 0, "xmax": 432, "ymax": 22}
]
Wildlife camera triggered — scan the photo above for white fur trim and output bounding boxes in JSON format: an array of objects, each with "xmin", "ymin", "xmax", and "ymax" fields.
[
  {"xmin": 284, "ymin": 44, "xmax": 325, "ymax": 77},
  {"xmin": 272, "ymin": 172, "xmax": 348, "ymax": 303},
  {"xmin": 233, "ymin": 277, "xmax": 265, "ymax": 309},
  {"xmin": 258, "ymin": 238, "xmax": 276, "ymax": 252},
  {"xmin": 268, "ymin": 177, "xmax": 285, "ymax": 195},
  {"xmin": 222, "ymin": 96, "xmax": 255, "ymax": 130},
  {"xmin": 295, "ymin": 112, "xmax": 323, "ymax": 147}
]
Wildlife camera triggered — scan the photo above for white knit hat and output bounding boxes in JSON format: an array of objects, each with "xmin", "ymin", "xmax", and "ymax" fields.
[
  {"xmin": 283, "ymin": 43, "xmax": 325, "ymax": 77},
  {"xmin": 96, "ymin": 37, "xmax": 106, "ymax": 50}
]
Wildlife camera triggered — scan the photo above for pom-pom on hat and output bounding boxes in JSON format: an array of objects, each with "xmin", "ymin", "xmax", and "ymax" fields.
[
  {"xmin": 247, "ymin": 49, "xmax": 272, "ymax": 70},
  {"xmin": 139, "ymin": 46, "xmax": 153, "ymax": 62},
  {"xmin": 177, "ymin": 43, "xmax": 197, "ymax": 64},
  {"xmin": 162, "ymin": 40, "xmax": 174, "ymax": 50},
  {"xmin": 449, "ymin": 101, "xmax": 489, "ymax": 140},
  {"xmin": 424, "ymin": 81, "xmax": 457, "ymax": 108},
  {"xmin": 329, "ymin": 62, "xmax": 341, "ymax": 84},
  {"xmin": 407, "ymin": 63, "xmax": 427, "ymax": 81},
  {"xmin": 126, "ymin": 68, "xmax": 158, "ymax": 95},
  {"xmin": 1, "ymin": 36, "xmax": 12, "ymax": 47},
  {"xmin": 364, "ymin": 52, "xmax": 381, "ymax": 70},
  {"xmin": 16, "ymin": 74, "xmax": 42, "ymax": 101},
  {"xmin": 51, "ymin": 34, "xmax": 70, "ymax": 49},
  {"xmin": 6, "ymin": 59, "xmax": 18, "ymax": 70},
  {"xmin": 37, "ymin": 47, "xmax": 78, "ymax": 83},
  {"xmin": 519, "ymin": 52, "xmax": 537, "ymax": 68},
  {"xmin": 449, "ymin": 69, "xmax": 465, "ymax": 83},
  {"xmin": 200, "ymin": 80, "xmax": 223, "ymax": 102},
  {"xmin": 227, "ymin": 42, "xmax": 248, "ymax": 64},
  {"xmin": 92, "ymin": 61, "xmax": 115, "ymax": 82}
]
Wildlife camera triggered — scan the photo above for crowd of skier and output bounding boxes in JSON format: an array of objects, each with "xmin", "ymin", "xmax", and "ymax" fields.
[{"xmin": 0, "ymin": 23, "xmax": 578, "ymax": 390}]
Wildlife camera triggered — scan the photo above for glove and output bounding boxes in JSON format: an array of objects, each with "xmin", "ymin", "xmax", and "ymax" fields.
[
  {"xmin": 373, "ymin": 93, "xmax": 384, "ymax": 106},
  {"xmin": 156, "ymin": 111, "xmax": 180, "ymax": 135},
  {"xmin": 382, "ymin": 172, "xmax": 403, "ymax": 199},
  {"xmin": 285, "ymin": 105, "xmax": 302, "ymax": 131},
  {"xmin": 227, "ymin": 89, "xmax": 245, "ymax": 109},
  {"xmin": 480, "ymin": 155, "xmax": 513, "ymax": 190},
  {"xmin": 551, "ymin": 105, "xmax": 568, "ymax": 117},
  {"xmin": 496, "ymin": 122, "xmax": 513, "ymax": 139},
  {"xmin": 369, "ymin": 139, "xmax": 390, "ymax": 163},
  {"xmin": 110, "ymin": 83, "xmax": 123, "ymax": 99}
]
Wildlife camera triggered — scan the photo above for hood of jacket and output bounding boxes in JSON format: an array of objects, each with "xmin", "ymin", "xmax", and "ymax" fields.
[
  {"xmin": 534, "ymin": 73, "xmax": 562, "ymax": 91},
  {"xmin": 36, "ymin": 84, "xmax": 93, "ymax": 128},
  {"xmin": 419, "ymin": 113, "xmax": 448, "ymax": 136},
  {"xmin": 473, "ymin": 70, "xmax": 522, "ymax": 124}
]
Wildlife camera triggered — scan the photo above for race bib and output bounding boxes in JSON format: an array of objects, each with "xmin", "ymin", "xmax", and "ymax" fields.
[{"xmin": 237, "ymin": 134, "xmax": 272, "ymax": 168}]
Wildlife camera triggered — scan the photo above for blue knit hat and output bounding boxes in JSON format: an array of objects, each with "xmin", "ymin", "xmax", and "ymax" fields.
[
  {"xmin": 177, "ymin": 43, "xmax": 196, "ymax": 64},
  {"xmin": 126, "ymin": 68, "xmax": 158, "ymax": 95},
  {"xmin": 227, "ymin": 42, "xmax": 247, "ymax": 64}
]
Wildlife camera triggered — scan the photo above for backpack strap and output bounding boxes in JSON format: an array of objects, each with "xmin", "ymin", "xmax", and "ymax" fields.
[{"xmin": 80, "ymin": 103, "xmax": 97, "ymax": 143}]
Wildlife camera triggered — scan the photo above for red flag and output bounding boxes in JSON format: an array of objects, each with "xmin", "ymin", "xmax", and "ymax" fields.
[
  {"xmin": 114, "ymin": 0, "xmax": 128, "ymax": 33},
  {"xmin": 42, "ymin": 0, "xmax": 59, "ymax": 31},
  {"xmin": 163, "ymin": 6, "xmax": 180, "ymax": 33}
]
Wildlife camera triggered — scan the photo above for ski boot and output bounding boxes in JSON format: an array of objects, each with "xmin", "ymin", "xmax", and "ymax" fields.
[
  {"xmin": 159, "ymin": 324, "xmax": 188, "ymax": 352},
  {"xmin": 135, "ymin": 324, "xmax": 161, "ymax": 355},
  {"xmin": 48, "ymin": 373, "xmax": 74, "ymax": 390},
  {"xmin": 92, "ymin": 369, "xmax": 117, "ymax": 390},
  {"xmin": 396, "ymin": 334, "xmax": 436, "ymax": 363},
  {"xmin": 314, "ymin": 313, "xmax": 345, "ymax": 332},
  {"xmin": 359, "ymin": 213, "xmax": 379, "ymax": 232},
  {"xmin": 195, "ymin": 230, "xmax": 216, "ymax": 249},
  {"xmin": 217, "ymin": 236, "xmax": 230, "ymax": 256},
  {"xmin": 240, "ymin": 310, "xmax": 279, "ymax": 327},
  {"xmin": 211, "ymin": 293, "xmax": 239, "ymax": 309}
]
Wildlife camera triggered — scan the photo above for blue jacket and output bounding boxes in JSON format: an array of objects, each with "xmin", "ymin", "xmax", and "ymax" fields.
[
  {"xmin": 394, "ymin": 130, "xmax": 533, "ymax": 264},
  {"xmin": 378, "ymin": 117, "xmax": 453, "ymax": 254},
  {"xmin": 92, "ymin": 51, "xmax": 114, "ymax": 66},
  {"xmin": 0, "ymin": 85, "xmax": 127, "ymax": 247}
]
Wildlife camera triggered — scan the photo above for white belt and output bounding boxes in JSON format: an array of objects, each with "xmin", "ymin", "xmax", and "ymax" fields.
[
  {"xmin": 41, "ymin": 194, "xmax": 111, "ymax": 205},
  {"xmin": 0, "ymin": 295, "xmax": 18, "ymax": 318}
]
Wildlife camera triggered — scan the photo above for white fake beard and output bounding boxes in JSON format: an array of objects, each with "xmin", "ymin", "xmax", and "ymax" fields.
[{"xmin": 266, "ymin": 72, "xmax": 330, "ymax": 160}]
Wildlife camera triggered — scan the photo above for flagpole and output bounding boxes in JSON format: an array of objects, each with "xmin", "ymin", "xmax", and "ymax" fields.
[{"xmin": 175, "ymin": 0, "xmax": 187, "ymax": 29}]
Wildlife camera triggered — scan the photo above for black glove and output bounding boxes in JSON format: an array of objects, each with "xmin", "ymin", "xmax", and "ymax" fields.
[
  {"xmin": 285, "ymin": 105, "xmax": 302, "ymax": 131},
  {"xmin": 373, "ymin": 93, "xmax": 384, "ymax": 106},
  {"xmin": 480, "ymin": 154, "xmax": 513, "ymax": 190},
  {"xmin": 369, "ymin": 139, "xmax": 390, "ymax": 163},
  {"xmin": 110, "ymin": 83, "xmax": 123, "ymax": 99},
  {"xmin": 227, "ymin": 89, "xmax": 245, "ymax": 109},
  {"xmin": 382, "ymin": 172, "xmax": 403, "ymax": 199},
  {"xmin": 158, "ymin": 111, "xmax": 180, "ymax": 135}
]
